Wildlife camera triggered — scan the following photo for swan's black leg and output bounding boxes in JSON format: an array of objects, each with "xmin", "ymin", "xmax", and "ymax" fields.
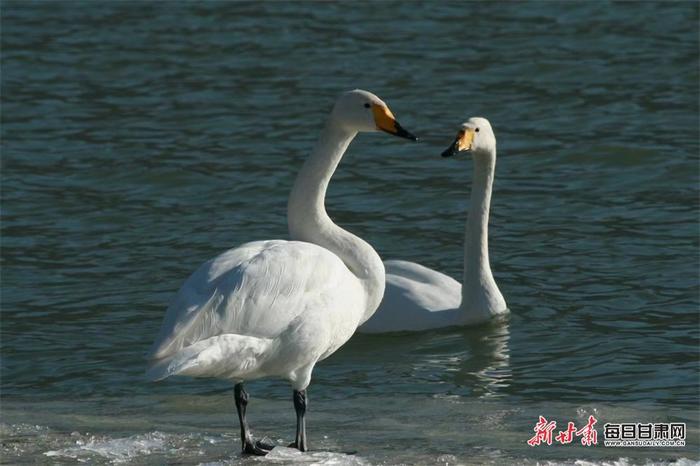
[
  {"xmin": 289, "ymin": 389, "xmax": 308, "ymax": 452},
  {"xmin": 234, "ymin": 383, "xmax": 274, "ymax": 455}
]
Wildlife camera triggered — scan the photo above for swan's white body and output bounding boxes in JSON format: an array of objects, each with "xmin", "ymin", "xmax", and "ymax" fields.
[
  {"xmin": 146, "ymin": 90, "xmax": 413, "ymax": 392},
  {"xmin": 360, "ymin": 117, "xmax": 507, "ymax": 334},
  {"xmin": 360, "ymin": 260, "xmax": 463, "ymax": 332},
  {"xmin": 146, "ymin": 239, "xmax": 369, "ymax": 388}
]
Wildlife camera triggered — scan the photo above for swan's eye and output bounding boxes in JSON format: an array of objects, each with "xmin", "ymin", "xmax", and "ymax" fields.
[
  {"xmin": 364, "ymin": 103, "xmax": 371, "ymax": 109},
  {"xmin": 475, "ymin": 128, "xmax": 480, "ymax": 132}
]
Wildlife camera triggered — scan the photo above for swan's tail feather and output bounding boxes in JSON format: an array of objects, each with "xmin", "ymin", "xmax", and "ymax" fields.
[{"xmin": 145, "ymin": 334, "xmax": 275, "ymax": 382}]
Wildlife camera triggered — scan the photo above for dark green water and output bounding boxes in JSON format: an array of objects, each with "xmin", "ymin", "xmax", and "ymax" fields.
[{"xmin": 1, "ymin": 2, "xmax": 698, "ymax": 464}]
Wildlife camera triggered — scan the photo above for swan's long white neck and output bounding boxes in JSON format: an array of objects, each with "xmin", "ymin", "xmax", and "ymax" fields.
[
  {"xmin": 460, "ymin": 147, "xmax": 506, "ymax": 322},
  {"xmin": 287, "ymin": 118, "xmax": 385, "ymax": 323}
]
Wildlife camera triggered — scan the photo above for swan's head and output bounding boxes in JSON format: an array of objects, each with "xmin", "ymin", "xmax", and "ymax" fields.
[
  {"xmin": 331, "ymin": 89, "xmax": 417, "ymax": 141},
  {"xmin": 441, "ymin": 117, "xmax": 495, "ymax": 157}
]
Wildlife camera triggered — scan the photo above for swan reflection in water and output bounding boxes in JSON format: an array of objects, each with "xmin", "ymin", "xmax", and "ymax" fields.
[
  {"xmin": 408, "ymin": 320, "xmax": 512, "ymax": 399},
  {"xmin": 331, "ymin": 319, "xmax": 511, "ymax": 400}
]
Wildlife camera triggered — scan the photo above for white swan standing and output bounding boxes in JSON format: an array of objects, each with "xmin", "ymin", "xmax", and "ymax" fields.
[
  {"xmin": 146, "ymin": 90, "xmax": 417, "ymax": 455},
  {"xmin": 359, "ymin": 117, "xmax": 507, "ymax": 334}
]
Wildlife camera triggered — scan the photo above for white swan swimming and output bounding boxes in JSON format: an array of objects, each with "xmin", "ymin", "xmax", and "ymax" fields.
[
  {"xmin": 146, "ymin": 89, "xmax": 417, "ymax": 455},
  {"xmin": 359, "ymin": 117, "xmax": 507, "ymax": 334}
]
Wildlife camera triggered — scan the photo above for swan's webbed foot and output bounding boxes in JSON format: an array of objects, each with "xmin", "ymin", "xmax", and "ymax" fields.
[
  {"xmin": 255, "ymin": 436, "xmax": 276, "ymax": 451},
  {"xmin": 243, "ymin": 437, "xmax": 274, "ymax": 456}
]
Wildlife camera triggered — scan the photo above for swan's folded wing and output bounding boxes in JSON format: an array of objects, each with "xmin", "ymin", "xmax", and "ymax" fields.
[
  {"xmin": 383, "ymin": 259, "xmax": 462, "ymax": 312},
  {"xmin": 146, "ymin": 240, "xmax": 351, "ymax": 361},
  {"xmin": 384, "ymin": 260, "xmax": 460, "ymax": 288},
  {"xmin": 146, "ymin": 333, "xmax": 275, "ymax": 381}
]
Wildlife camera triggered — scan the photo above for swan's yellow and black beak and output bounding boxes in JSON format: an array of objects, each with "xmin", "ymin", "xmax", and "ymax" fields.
[
  {"xmin": 441, "ymin": 128, "xmax": 475, "ymax": 157},
  {"xmin": 372, "ymin": 103, "xmax": 418, "ymax": 141}
]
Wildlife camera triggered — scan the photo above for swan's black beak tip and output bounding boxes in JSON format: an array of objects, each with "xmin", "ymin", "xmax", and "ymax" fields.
[
  {"xmin": 395, "ymin": 123, "xmax": 418, "ymax": 141},
  {"xmin": 441, "ymin": 141, "xmax": 459, "ymax": 158}
]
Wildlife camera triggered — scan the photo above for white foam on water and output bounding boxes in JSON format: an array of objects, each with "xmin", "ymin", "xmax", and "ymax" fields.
[
  {"xmin": 26, "ymin": 424, "xmax": 368, "ymax": 465},
  {"xmin": 4, "ymin": 421, "xmax": 366, "ymax": 465},
  {"xmin": 261, "ymin": 446, "xmax": 370, "ymax": 465},
  {"xmin": 0, "ymin": 422, "xmax": 50, "ymax": 435},
  {"xmin": 198, "ymin": 446, "xmax": 370, "ymax": 466},
  {"xmin": 43, "ymin": 431, "xmax": 168, "ymax": 463}
]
